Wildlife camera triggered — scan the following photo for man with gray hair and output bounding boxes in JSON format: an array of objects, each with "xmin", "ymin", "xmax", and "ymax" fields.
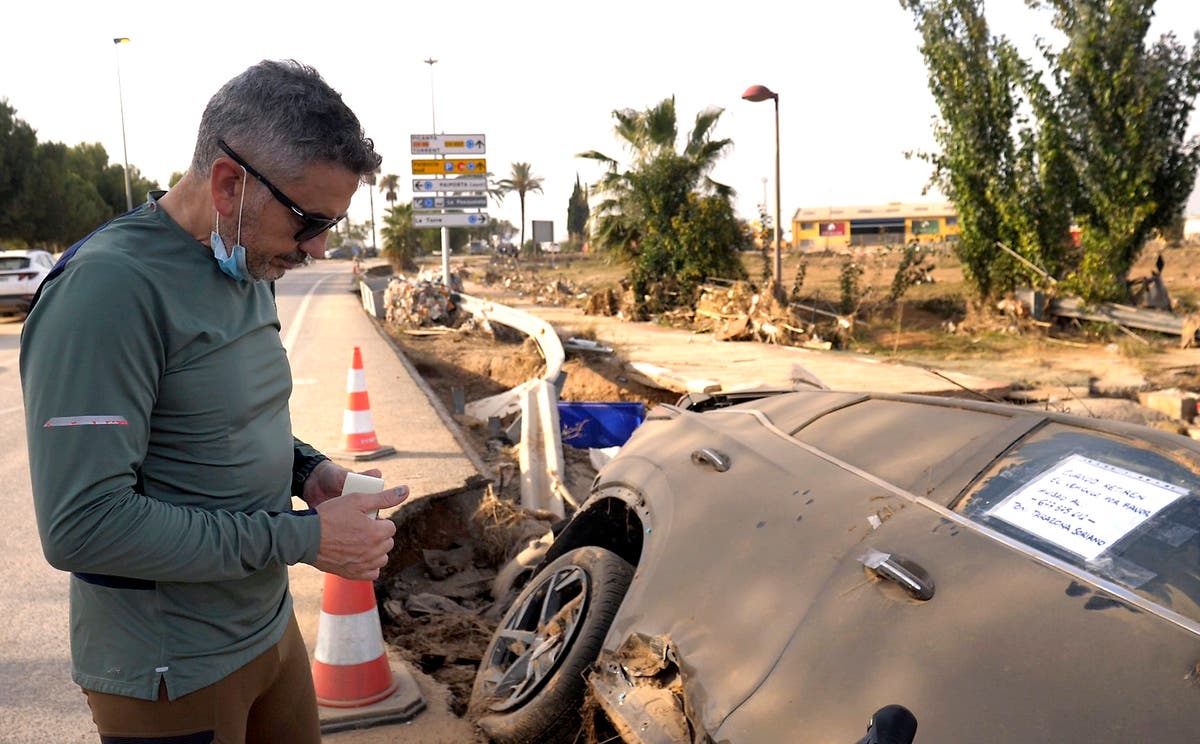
[{"xmin": 21, "ymin": 60, "xmax": 403, "ymax": 743}]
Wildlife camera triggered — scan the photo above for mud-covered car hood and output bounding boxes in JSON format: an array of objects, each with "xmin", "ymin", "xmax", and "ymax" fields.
[{"xmin": 575, "ymin": 389, "xmax": 1200, "ymax": 742}]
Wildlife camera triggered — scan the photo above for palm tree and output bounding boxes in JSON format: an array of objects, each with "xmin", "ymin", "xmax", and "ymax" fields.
[
  {"xmin": 380, "ymin": 201, "xmax": 420, "ymax": 272},
  {"xmin": 493, "ymin": 163, "xmax": 544, "ymax": 252},
  {"xmin": 578, "ymin": 97, "xmax": 733, "ymax": 261},
  {"xmin": 378, "ymin": 174, "xmax": 400, "ymax": 207}
]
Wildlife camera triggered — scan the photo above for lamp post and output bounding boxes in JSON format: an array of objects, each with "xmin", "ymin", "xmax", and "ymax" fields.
[
  {"xmin": 742, "ymin": 84, "xmax": 782, "ymax": 298},
  {"xmin": 423, "ymin": 57, "xmax": 438, "ymax": 133},
  {"xmin": 367, "ymin": 169, "xmax": 378, "ymax": 256},
  {"xmin": 424, "ymin": 57, "xmax": 450, "ymax": 282},
  {"xmin": 113, "ymin": 37, "xmax": 133, "ymax": 211}
]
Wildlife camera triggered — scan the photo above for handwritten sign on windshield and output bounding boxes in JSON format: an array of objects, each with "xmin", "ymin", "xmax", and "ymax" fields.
[{"xmin": 988, "ymin": 454, "xmax": 1188, "ymax": 561}]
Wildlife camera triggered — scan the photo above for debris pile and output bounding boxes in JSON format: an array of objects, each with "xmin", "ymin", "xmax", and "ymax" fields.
[
  {"xmin": 583, "ymin": 285, "xmax": 628, "ymax": 317},
  {"xmin": 384, "ymin": 271, "xmax": 464, "ymax": 327},
  {"xmin": 691, "ymin": 281, "xmax": 812, "ymax": 344},
  {"xmin": 477, "ymin": 267, "xmax": 591, "ymax": 307},
  {"xmin": 380, "ymin": 487, "xmax": 558, "ymax": 715}
]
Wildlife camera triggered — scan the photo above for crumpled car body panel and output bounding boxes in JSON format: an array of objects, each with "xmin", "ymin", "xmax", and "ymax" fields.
[{"xmin": 581, "ymin": 390, "xmax": 1200, "ymax": 742}]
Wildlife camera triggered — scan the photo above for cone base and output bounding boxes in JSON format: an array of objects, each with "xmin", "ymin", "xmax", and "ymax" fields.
[
  {"xmin": 317, "ymin": 657, "xmax": 426, "ymax": 735},
  {"xmin": 329, "ymin": 444, "xmax": 397, "ymax": 462}
]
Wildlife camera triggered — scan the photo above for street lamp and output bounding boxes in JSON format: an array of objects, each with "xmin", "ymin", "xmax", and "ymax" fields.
[
  {"xmin": 742, "ymin": 84, "xmax": 782, "ymax": 298},
  {"xmin": 113, "ymin": 37, "xmax": 133, "ymax": 211},
  {"xmin": 367, "ymin": 169, "xmax": 378, "ymax": 256},
  {"xmin": 424, "ymin": 57, "xmax": 450, "ymax": 282},
  {"xmin": 424, "ymin": 57, "xmax": 438, "ymax": 133}
]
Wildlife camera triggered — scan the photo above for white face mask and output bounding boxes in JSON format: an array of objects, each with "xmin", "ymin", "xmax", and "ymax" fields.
[{"xmin": 210, "ymin": 165, "xmax": 259, "ymax": 283}]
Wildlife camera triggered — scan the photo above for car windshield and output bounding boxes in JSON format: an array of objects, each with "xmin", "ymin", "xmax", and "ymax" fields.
[
  {"xmin": 954, "ymin": 423, "xmax": 1200, "ymax": 625},
  {"xmin": 0, "ymin": 257, "xmax": 31, "ymax": 270}
]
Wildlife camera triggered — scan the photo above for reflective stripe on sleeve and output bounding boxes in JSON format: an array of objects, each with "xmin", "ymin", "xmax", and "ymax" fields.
[{"xmin": 44, "ymin": 415, "xmax": 130, "ymax": 427}]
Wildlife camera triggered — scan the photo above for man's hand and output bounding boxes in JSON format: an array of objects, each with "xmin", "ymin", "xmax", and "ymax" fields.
[
  {"xmin": 302, "ymin": 460, "xmax": 383, "ymax": 509},
  {"xmin": 313, "ymin": 486, "xmax": 409, "ymax": 581}
]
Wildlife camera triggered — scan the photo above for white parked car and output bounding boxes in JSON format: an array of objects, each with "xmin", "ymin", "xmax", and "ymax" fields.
[{"xmin": 0, "ymin": 249, "xmax": 55, "ymax": 316}]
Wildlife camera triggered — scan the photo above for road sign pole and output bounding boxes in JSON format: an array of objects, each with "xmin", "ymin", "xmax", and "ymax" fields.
[{"xmin": 441, "ymin": 227, "xmax": 450, "ymax": 284}]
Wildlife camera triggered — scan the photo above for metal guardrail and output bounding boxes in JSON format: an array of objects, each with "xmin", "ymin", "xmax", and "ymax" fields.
[
  {"xmin": 455, "ymin": 294, "xmax": 565, "ymax": 382},
  {"xmin": 453, "ymin": 293, "xmax": 572, "ymax": 517}
]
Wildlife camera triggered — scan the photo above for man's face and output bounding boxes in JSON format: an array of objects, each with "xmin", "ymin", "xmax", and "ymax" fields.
[{"xmin": 237, "ymin": 160, "xmax": 360, "ymax": 282}]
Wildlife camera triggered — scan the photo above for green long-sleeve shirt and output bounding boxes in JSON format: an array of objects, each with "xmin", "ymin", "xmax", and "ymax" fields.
[{"xmin": 21, "ymin": 194, "xmax": 322, "ymax": 701}]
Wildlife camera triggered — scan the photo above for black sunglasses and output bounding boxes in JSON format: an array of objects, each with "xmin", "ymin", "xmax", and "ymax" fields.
[{"xmin": 216, "ymin": 139, "xmax": 345, "ymax": 241}]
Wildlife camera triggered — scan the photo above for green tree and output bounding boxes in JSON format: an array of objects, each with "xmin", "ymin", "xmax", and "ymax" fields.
[
  {"xmin": 493, "ymin": 162, "xmax": 544, "ymax": 252},
  {"xmin": 566, "ymin": 173, "xmax": 590, "ymax": 242},
  {"xmin": 378, "ymin": 173, "xmax": 400, "ymax": 207},
  {"xmin": 631, "ymin": 192, "xmax": 747, "ymax": 301},
  {"xmin": 64, "ymin": 142, "xmax": 156, "ymax": 215},
  {"xmin": 19, "ymin": 141, "xmax": 109, "ymax": 246},
  {"xmin": 902, "ymin": 0, "xmax": 1052, "ymax": 303},
  {"xmin": 0, "ymin": 100, "xmax": 38, "ymax": 241},
  {"xmin": 380, "ymin": 201, "xmax": 421, "ymax": 272},
  {"xmin": 904, "ymin": 0, "xmax": 1200, "ymax": 305},
  {"xmin": 1038, "ymin": 0, "xmax": 1200, "ymax": 302},
  {"xmin": 578, "ymin": 97, "xmax": 743, "ymax": 314},
  {"xmin": 1, "ymin": 102, "xmax": 160, "ymax": 247}
]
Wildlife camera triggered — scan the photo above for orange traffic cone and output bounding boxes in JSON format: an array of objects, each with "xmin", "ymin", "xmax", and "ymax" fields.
[
  {"xmin": 311, "ymin": 574, "xmax": 399, "ymax": 708},
  {"xmin": 331, "ymin": 347, "xmax": 396, "ymax": 461}
]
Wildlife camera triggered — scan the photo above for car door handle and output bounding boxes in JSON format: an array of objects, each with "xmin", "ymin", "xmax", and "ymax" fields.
[
  {"xmin": 859, "ymin": 549, "xmax": 935, "ymax": 601},
  {"xmin": 690, "ymin": 447, "xmax": 730, "ymax": 472}
]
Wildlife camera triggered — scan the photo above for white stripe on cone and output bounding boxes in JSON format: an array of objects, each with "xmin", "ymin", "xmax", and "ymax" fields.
[
  {"xmin": 343, "ymin": 409, "xmax": 376, "ymax": 434},
  {"xmin": 314, "ymin": 609, "xmax": 387, "ymax": 666},
  {"xmin": 345, "ymin": 369, "xmax": 367, "ymax": 392}
]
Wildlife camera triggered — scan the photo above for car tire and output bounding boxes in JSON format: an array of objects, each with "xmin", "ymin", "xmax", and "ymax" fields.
[{"xmin": 470, "ymin": 546, "xmax": 634, "ymax": 744}]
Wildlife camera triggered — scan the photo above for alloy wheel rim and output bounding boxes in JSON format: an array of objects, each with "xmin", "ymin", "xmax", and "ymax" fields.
[{"xmin": 480, "ymin": 565, "xmax": 590, "ymax": 712}]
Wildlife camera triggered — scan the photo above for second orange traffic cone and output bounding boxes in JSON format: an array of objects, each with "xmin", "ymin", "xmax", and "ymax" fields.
[
  {"xmin": 331, "ymin": 347, "xmax": 396, "ymax": 461},
  {"xmin": 311, "ymin": 573, "xmax": 399, "ymax": 708}
]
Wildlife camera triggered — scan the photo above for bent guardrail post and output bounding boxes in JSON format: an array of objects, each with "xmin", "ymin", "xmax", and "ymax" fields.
[{"xmin": 456, "ymin": 293, "xmax": 572, "ymax": 515}]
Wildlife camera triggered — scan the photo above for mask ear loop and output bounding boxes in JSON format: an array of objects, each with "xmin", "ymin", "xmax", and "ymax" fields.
[
  {"xmin": 212, "ymin": 164, "xmax": 248, "ymax": 255},
  {"xmin": 236, "ymin": 165, "xmax": 247, "ymax": 246}
]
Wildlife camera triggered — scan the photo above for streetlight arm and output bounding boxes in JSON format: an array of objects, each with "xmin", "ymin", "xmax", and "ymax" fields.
[{"xmin": 742, "ymin": 84, "xmax": 783, "ymax": 298}]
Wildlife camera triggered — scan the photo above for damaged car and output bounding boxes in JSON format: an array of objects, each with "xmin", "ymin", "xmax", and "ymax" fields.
[{"xmin": 470, "ymin": 388, "xmax": 1200, "ymax": 742}]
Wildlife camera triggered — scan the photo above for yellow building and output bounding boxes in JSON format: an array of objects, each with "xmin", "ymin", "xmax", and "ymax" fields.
[{"xmin": 791, "ymin": 202, "xmax": 959, "ymax": 251}]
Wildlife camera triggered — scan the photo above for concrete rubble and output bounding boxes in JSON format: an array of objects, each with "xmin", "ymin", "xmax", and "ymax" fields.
[{"xmin": 383, "ymin": 271, "xmax": 465, "ymax": 327}]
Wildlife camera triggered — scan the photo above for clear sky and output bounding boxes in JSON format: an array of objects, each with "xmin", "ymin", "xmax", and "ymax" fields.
[{"xmin": 4, "ymin": 0, "xmax": 1200, "ymax": 244}]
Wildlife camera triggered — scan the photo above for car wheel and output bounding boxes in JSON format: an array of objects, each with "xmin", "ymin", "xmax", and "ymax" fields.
[{"xmin": 471, "ymin": 546, "xmax": 634, "ymax": 743}]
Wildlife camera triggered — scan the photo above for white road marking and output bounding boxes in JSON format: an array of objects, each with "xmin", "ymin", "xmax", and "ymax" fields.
[{"xmin": 282, "ymin": 275, "xmax": 334, "ymax": 355}]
